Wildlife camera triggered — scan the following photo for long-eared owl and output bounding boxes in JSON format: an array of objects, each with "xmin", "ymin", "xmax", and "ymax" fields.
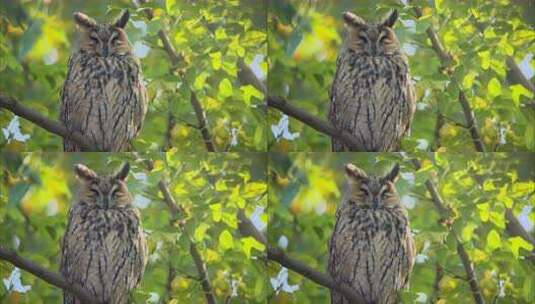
[
  {"xmin": 60, "ymin": 163, "xmax": 147, "ymax": 304},
  {"xmin": 328, "ymin": 10, "xmax": 416, "ymax": 151},
  {"xmin": 60, "ymin": 10, "xmax": 147, "ymax": 151},
  {"xmin": 328, "ymin": 163, "xmax": 415, "ymax": 304}
]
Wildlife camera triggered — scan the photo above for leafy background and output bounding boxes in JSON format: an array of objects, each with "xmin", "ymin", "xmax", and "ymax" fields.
[
  {"xmin": 268, "ymin": 0, "xmax": 535, "ymax": 152},
  {"xmin": 0, "ymin": 152, "xmax": 268, "ymax": 303},
  {"xmin": 0, "ymin": 0, "xmax": 267, "ymax": 151},
  {"xmin": 268, "ymin": 152, "xmax": 534, "ymax": 303}
]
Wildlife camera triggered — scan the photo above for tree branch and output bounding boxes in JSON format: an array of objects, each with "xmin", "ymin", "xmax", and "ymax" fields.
[
  {"xmin": 136, "ymin": 0, "xmax": 215, "ymax": 152},
  {"xmin": 506, "ymin": 56, "xmax": 535, "ymax": 93},
  {"xmin": 0, "ymin": 94, "xmax": 98, "ymax": 151},
  {"xmin": 267, "ymin": 96, "xmax": 365, "ymax": 151},
  {"xmin": 237, "ymin": 210, "xmax": 366, "ymax": 303},
  {"xmin": 412, "ymin": 159, "xmax": 485, "ymax": 304},
  {"xmin": 0, "ymin": 246, "xmax": 98, "ymax": 304},
  {"xmin": 505, "ymin": 208, "xmax": 535, "ymax": 264},
  {"xmin": 412, "ymin": 5, "xmax": 485, "ymax": 152},
  {"xmin": 157, "ymin": 179, "xmax": 216, "ymax": 304}
]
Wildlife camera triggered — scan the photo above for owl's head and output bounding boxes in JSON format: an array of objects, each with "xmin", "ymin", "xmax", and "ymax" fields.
[
  {"xmin": 345, "ymin": 163, "xmax": 400, "ymax": 209},
  {"xmin": 342, "ymin": 9, "xmax": 400, "ymax": 56},
  {"xmin": 73, "ymin": 10, "xmax": 132, "ymax": 57},
  {"xmin": 74, "ymin": 162, "xmax": 132, "ymax": 209}
]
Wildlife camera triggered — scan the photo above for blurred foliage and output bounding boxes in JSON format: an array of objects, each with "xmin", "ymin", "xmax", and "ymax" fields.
[
  {"xmin": 0, "ymin": 0, "xmax": 267, "ymax": 151},
  {"xmin": 268, "ymin": 0, "xmax": 535, "ymax": 152},
  {"xmin": 0, "ymin": 152, "xmax": 268, "ymax": 303},
  {"xmin": 268, "ymin": 152, "xmax": 534, "ymax": 303}
]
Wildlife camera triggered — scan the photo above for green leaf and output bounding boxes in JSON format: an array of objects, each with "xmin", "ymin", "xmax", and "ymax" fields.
[
  {"xmin": 461, "ymin": 222, "xmax": 477, "ymax": 242},
  {"xmin": 215, "ymin": 28, "xmax": 228, "ymax": 40},
  {"xmin": 194, "ymin": 223, "xmax": 210, "ymax": 242},
  {"xmin": 510, "ymin": 84, "xmax": 534, "ymax": 107},
  {"xmin": 210, "ymin": 203, "xmax": 222, "ymax": 222},
  {"xmin": 486, "ymin": 229, "xmax": 501, "ymax": 251},
  {"xmin": 477, "ymin": 203, "xmax": 490, "ymax": 222},
  {"xmin": 497, "ymin": 185, "xmax": 513, "ymax": 208},
  {"xmin": 241, "ymin": 237, "xmax": 266, "ymax": 258},
  {"xmin": 478, "ymin": 51, "xmax": 490, "ymax": 70},
  {"xmin": 462, "ymin": 71, "xmax": 477, "ymax": 89},
  {"xmin": 8, "ymin": 183, "xmax": 30, "ymax": 207},
  {"xmin": 218, "ymin": 230, "xmax": 234, "ymax": 251},
  {"xmin": 508, "ymin": 236, "xmax": 534, "ymax": 259},
  {"xmin": 193, "ymin": 72, "xmax": 210, "ymax": 90},
  {"xmin": 218, "ymin": 78, "xmax": 233, "ymax": 98},
  {"xmin": 209, "ymin": 52, "xmax": 222, "ymax": 70},
  {"xmin": 240, "ymin": 85, "xmax": 264, "ymax": 105},
  {"xmin": 487, "ymin": 78, "xmax": 502, "ymax": 99},
  {"xmin": 165, "ymin": 0, "xmax": 176, "ymax": 13}
]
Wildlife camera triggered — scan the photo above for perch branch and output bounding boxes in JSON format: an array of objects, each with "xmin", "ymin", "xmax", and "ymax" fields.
[
  {"xmin": 0, "ymin": 94, "xmax": 98, "ymax": 151},
  {"xmin": 137, "ymin": 0, "xmax": 215, "ymax": 152},
  {"xmin": 0, "ymin": 246, "xmax": 98, "ymax": 304},
  {"xmin": 412, "ymin": 5, "xmax": 485, "ymax": 152},
  {"xmin": 412, "ymin": 159, "xmax": 485, "ymax": 304},
  {"xmin": 233, "ymin": 36, "xmax": 367, "ymax": 151},
  {"xmin": 267, "ymin": 96, "xmax": 365, "ymax": 151},
  {"xmin": 237, "ymin": 210, "xmax": 366, "ymax": 304}
]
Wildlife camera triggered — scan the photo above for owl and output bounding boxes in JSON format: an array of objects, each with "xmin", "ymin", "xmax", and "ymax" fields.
[
  {"xmin": 328, "ymin": 163, "xmax": 415, "ymax": 304},
  {"xmin": 328, "ymin": 10, "xmax": 416, "ymax": 152},
  {"xmin": 60, "ymin": 162, "xmax": 147, "ymax": 304},
  {"xmin": 60, "ymin": 10, "xmax": 147, "ymax": 152}
]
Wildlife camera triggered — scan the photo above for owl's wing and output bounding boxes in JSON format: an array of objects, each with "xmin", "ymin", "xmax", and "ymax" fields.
[
  {"xmin": 60, "ymin": 204, "xmax": 85, "ymax": 284},
  {"xmin": 401, "ymin": 226, "xmax": 415, "ymax": 288},
  {"xmin": 328, "ymin": 54, "xmax": 347, "ymax": 151},
  {"xmin": 127, "ymin": 208, "xmax": 148, "ymax": 289},
  {"xmin": 402, "ymin": 68, "xmax": 417, "ymax": 137},
  {"xmin": 60, "ymin": 53, "xmax": 94, "ymax": 151}
]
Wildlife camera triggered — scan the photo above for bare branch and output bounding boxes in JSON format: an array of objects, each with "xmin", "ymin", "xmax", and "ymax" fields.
[
  {"xmin": 237, "ymin": 210, "xmax": 366, "ymax": 303},
  {"xmin": 0, "ymin": 94, "xmax": 98, "ymax": 151},
  {"xmin": 0, "ymin": 246, "xmax": 98, "ymax": 304},
  {"xmin": 412, "ymin": 159, "xmax": 485, "ymax": 304}
]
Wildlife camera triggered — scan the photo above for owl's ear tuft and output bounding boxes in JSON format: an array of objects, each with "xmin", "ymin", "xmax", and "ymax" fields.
[
  {"xmin": 114, "ymin": 162, "xmax": 130, "ymax": 181},
  {"xmin": 345, "ymin": 163, "xmax": 368, "ymax": 181},
  {"xmin": 384, "ymin": 163, "xmax": 400, "ymax": 183},
  {"xmin": 114, "ymin": 10, "xmax": 130, "ymax": 29},
  {"xmin": 381, "ymin": 9, "xmax": 398, "ymax": 28},
  {"xmin": 342, "ymin": 11, "xmax": 366, "ymax": 28},
  {"xmin": 74, "ymin": 164, "xmax": 97, "ymax": 181},
  {"xmin": 73, "ymin": 12, "xmax": 97, "ymax": 30}
]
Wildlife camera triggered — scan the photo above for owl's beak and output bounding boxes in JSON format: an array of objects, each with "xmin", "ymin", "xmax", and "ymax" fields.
[
  {"xmin": 102, "ymin": 197, "xmax": 109, "ymax": 209},
  {"xmin": 102, "ymin": 45, "xmax": 109, "ymax": 57},
  {"xmin": 372, "ymin": 198, "xmax": 379, "ymax": 209}
]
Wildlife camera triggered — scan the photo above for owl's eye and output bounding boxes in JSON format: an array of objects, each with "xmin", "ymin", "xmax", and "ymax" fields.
[
  {"xmin": 358, "ymin": 35, "xmax": 368, "ymax": 43},
  {"xmin": 379, "ymin": 35, "xmax": 389, "ymax": 42},
  {"xmin": 360, "ymin": 187, "xmax": 369, "ymax": 195},
  {"xmin": 90, "ymin": 188, "xmax": 100, "ymax": 196},
  {"xmin": 89, "ymin": 36, "xmax": 99, "ymax": 44}
]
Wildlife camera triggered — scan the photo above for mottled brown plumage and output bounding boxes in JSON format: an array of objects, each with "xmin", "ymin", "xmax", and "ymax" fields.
[
  {"xmin": 328, "ymin": 163, "xmax": 415, "ymax": 304},
  {"xmin": 60, "ymin": 10, "xmax": 147, "ymax": 151},
  {"xmin": 329, "ymin": 10, "xmax": 416, "ymax": 151},
  {"xmin": 60, "ymin": 163, "xmax": 147, "ymax": 304}
]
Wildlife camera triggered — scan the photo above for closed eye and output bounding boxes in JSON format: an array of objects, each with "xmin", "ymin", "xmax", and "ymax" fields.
[
  {"xmin": 89, "ymin": 36, "xmax": 99, "ymax": 44},
  {"xmin": 358, "ymin": 35, "xmax": 368, "ymax": 43},
  {"xmin": 360, "ymin": 187, "xmax": 369, "ymax": 195},
  {"xmin": 90, "ymin": 188, "xmax": 100, "ymax": 196}
]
